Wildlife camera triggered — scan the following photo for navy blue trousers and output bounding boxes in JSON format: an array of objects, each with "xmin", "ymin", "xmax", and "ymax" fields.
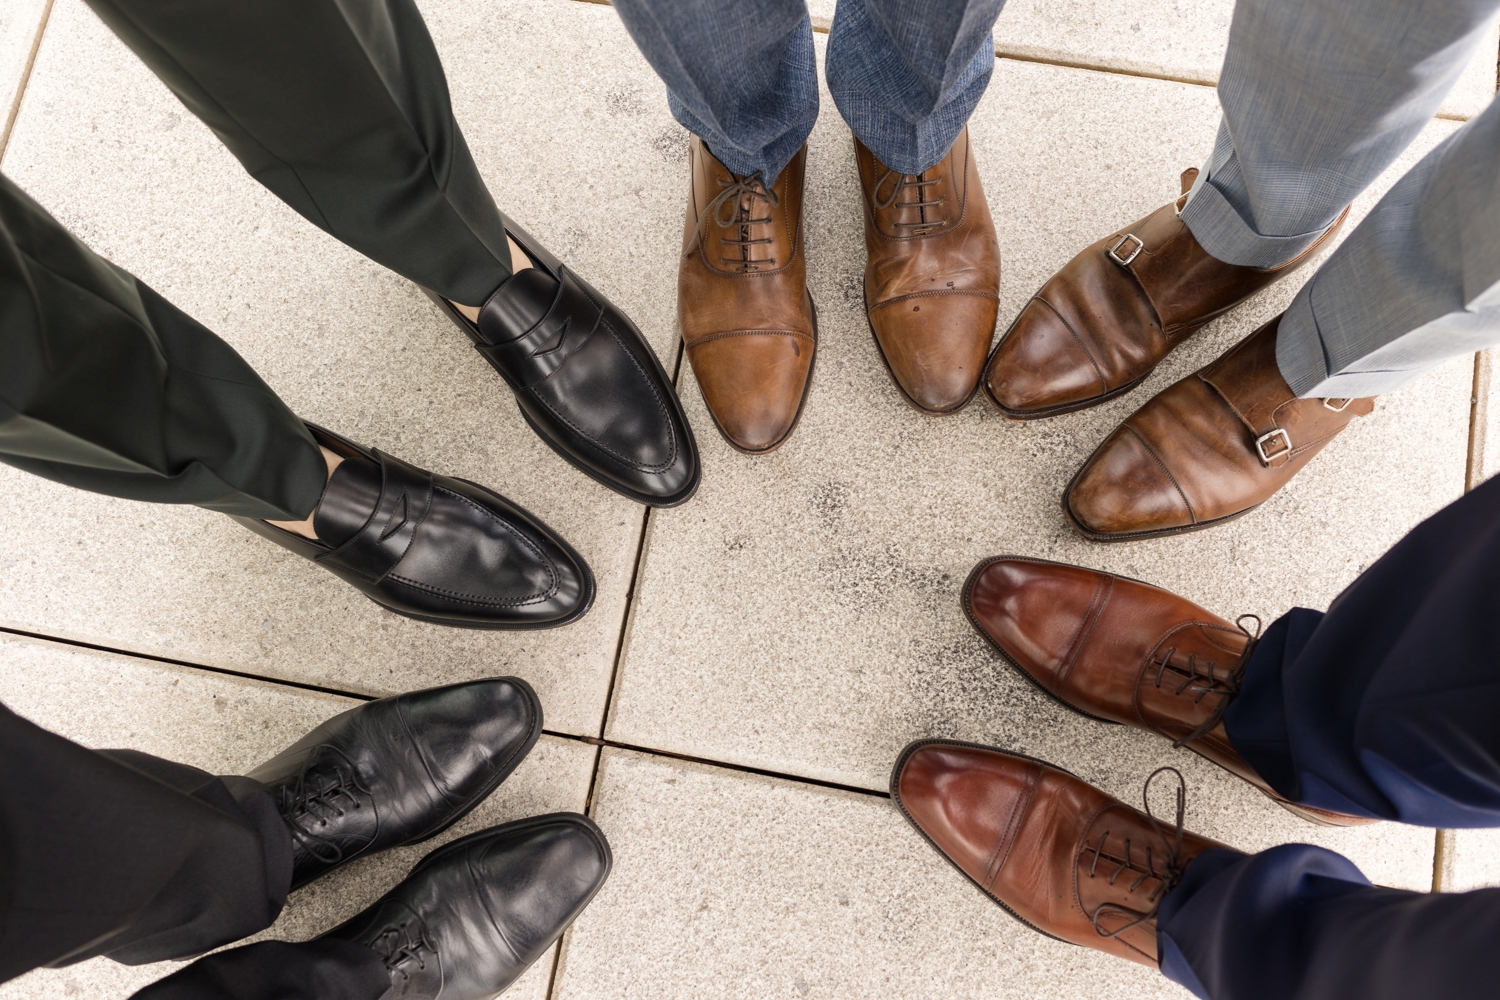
[{"xmin": 1156, "ymin": 474, "xmax": 1500, "ymax": 999}]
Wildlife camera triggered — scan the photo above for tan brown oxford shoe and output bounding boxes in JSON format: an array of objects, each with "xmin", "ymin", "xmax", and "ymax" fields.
[
  {"xmin": 678, "ymin": 138, "xmax": 816, "ymax": 454},
  {"xmin": 857, "ymin": 128, "xmax": 999, "ymax": 415},
  {"xmin": 962, "ymin": 557, "xmax": 1376, "ymax": 827},
  {"xmin": 892, "ymin": 741, "xmax": 1228, "ymax": 966},
  {"xmin": 1065, "ymin": 316, "xmax": 1373, "ymax": 541},
  {"xmin": 983, "ymin": 168, "xmax": 1347, "ymax": 420}
]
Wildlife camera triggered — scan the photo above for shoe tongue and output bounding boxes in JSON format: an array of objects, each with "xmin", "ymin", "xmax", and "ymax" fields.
[
  {"xmin": 313, "ymin": 454, "xmax": 382, "ymax": 548},
  {"xmin": 476, "ymin": 268, "xmax": 558, "ymax": 344}
]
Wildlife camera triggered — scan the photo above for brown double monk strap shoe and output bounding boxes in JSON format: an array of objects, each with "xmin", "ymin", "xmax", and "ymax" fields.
[
  {"xmin": 857, "ymin": 127, "xmax": 1000, "ymax": 414},
  {"xmin": 962, "ymin": 556, "xmax": 1376, "ymax": 826},
  {"xmin": 678, "ymin": 138, "xmax": 816, "ymax": 454},
  {"xmin": 1064, "ymin": 315, "xmax": 1374, "ymax": 541},
  {"xmin": 983, "ymin": 168, "xmax": 1348, "ymax": 420},
  {"xmin": 893, "ymin": 741, "xmax": 1227, "ymax": 966}
]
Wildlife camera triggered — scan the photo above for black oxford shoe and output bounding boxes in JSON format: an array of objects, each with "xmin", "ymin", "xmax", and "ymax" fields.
[
  {"xmin": 246, "ymin": 678, "xmax": 543, "ymax": 890},
  {"xmin": 426, "ymin": 219, "xmax": 700, "ymax": 508},
  {"xmin": 320, "ymin": 814, "xmax": 612, "ymax": 999},
  {"xmin": 233, "ymin": 423, "xmax": 593, "ymax": 629}
]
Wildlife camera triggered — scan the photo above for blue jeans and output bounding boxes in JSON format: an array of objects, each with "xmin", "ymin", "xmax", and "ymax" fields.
[
  {"xmin": 1156, "ymin": 473, "xmax": 1500, "ymax": 999},
  {"xmin": 609, "ymin": 0, "xmax": 1005, "ymax": 180}
]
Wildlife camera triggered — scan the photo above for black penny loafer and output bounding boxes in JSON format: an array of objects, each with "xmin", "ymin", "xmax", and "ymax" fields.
[
  {"xmin": 320, "ymin": 813, "xmax": 612, "ymax": 999},
  {"xmin": 426, "ymin": 219, "xmax": 700, "ymax": 508},
  {"xmin": 246, "ymin": 678, "xmax": 543, "ymax": 890},
  {"xmin": 232, "ymin": 423, "xmax": 593, "ymax": 629}
]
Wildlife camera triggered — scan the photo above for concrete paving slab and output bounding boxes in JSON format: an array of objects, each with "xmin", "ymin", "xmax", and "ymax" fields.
[
  {"xmin": 0, "ymin": 0, "xmax": 690, "ymax": 733},
  {"xmin": 0, "ymin": 630, "xmax": 595, "ymax": 1000},
  {"xmin": 1446, "ymin": 829, "xmax": 1500, "ymax": 892},
  {"xmin": 558, "ymin": 747, "xmax": 1191, "ymax": 1000},
  {"xmin": 0, "ymin": 0, "xmax": 47, "ymax": 140},
  {"xmin": 805, "ymin": 0, "xmax": 1497, "ymax": 120},
  {"xmin": 607, "ymin": 52, "xmax": 1453, "ymax": 890}
]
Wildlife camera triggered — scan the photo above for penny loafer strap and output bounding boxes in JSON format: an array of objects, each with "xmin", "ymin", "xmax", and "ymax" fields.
[
  {"xmin": 318, "ymin": 451, "xmax": 433, "ymax": 583},
  {"xmin": 474, "ymin": 267, "xmax": 603, "ymax": 390}
]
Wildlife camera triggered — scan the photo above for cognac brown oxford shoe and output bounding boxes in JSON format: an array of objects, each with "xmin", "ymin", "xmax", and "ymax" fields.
[
  {"xmin": 982, "ymin": 168, "xmax": 1347, "ymax": 420},
  {"xmin": 892, "ymin": 741, "xmax": 1229, "ymax": 966},
  {"xmin": 857, "ymin": 128, "xmax": 1000, "ymax": 414},
  {"xmin": 678, "ymin": 138, "xmax": 816, "ymax": 454},
  {"xmin": 962, "ymin": 557, "xmax": 1377, "ymax": 827},
  {"xmin": 1064, "ymin": 315, "xmax": 1373, "ymax": 541}
]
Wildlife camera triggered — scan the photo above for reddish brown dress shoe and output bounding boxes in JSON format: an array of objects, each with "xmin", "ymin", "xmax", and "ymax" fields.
[
  {"xmin": 961, "ymin": 556, "xmax": 1376, "ymax": 827},
  {"xmin": 679, "ymin": 138, "xmax": 816, "ymax": 454},
  {"xmin": 982, "ymin": 168, "xmax": 1347, "ymax": 420},
  {"xmin": 857, "ymin": 128, "xmax": 1000, "ymax": 414},
  {"xmin": 892, "ymin": 741, "xmax": 1227, "ymax": 966},
  {"xmin": 1064, "ymin": 316, "xmax": 1374, "ymax": 541}
]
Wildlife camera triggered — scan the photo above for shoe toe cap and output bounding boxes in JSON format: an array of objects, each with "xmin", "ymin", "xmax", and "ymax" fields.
[
  {"xmin": 870, "ymin": 295, "xmax": 995, "ymax": 413},
  {"xmin": 892, "ymin": 742, "xmax": 1038, "ymax": 888},
  {"xmin": 688, "ymin": 333, "xmax": 814, "ymax": 453},
  {"xmin": 402, "ymin": 678, "xmax": 542, "ymax": 784},
  {"xmin": 966, "ymin": 558, "xmax": 1117, "ymax": 686},
  {"xmin": 985, "ymin": 300, "xmax": 1110, "ymax": 415},
  {"xmin": 1065, "ymin": 424, "xmax": 1194, "ymax": 538},
  {"xmin": 475, "ymin": 814, "xmax": 612, "ymax": 951}
]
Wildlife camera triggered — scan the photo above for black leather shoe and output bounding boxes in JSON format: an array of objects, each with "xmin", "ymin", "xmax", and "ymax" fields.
[
  {"xmin": 247, "ymin": 678, "xmax": 543, "ymax": 890},
  {"xmin": 320, "ymin": 814, "xmax": 612, "ymax": 999},
  {"xmin": 426, "ymin": 219, "xmax": 700, "ymax": 508},
  {"xmin": 232, "ymin": 423, "xmax": 593, "ymax": 629}
]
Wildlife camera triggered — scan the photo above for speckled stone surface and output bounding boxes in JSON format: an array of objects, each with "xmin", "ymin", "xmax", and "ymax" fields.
[
  {"xmin": 0, "ymin": 630, "xmax": 595, "ymax": 1000},
  {"xmin": 0, "ymin": 0, "xmax": 47, "ymax": 135},
  {"xmin": 0, "ymin": 0, "xmax": 691, "ymax": 734},
  {"xmin": 557, "ymin": 748, "xmax": 1193, "ymax": 1000},
  {"xmin": 805, "ymin": 0, "xmax": 1497, "ymax": 120},
  {"xmin": 1447, "ymin": 829, "xmax": 1500, "ymax": 892}
]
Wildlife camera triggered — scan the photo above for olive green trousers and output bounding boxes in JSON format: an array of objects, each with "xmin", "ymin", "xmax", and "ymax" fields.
[{"xmin": 0, "ymin": 0, "xmax": 512, "ymax": 521}]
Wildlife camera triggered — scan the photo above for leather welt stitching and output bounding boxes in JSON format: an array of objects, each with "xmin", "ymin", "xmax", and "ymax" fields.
[
  {"xmin": 986, "ymin": 762, "xmax": 1040, "ymax": 888},
  {"xmin": 683, "ymin": 328, "xmax": 816, "ymax": 347},
  {"xmin": 1122, "ymin": 424, "xmax": 1196, "ymax": 524}
]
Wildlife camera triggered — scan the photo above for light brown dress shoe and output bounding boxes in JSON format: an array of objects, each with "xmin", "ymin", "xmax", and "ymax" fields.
[
  {"xmin": 892, "ymin": 741, "xmax": 1228, "ymax": 966},
  {"xmin": 857, "ymin": 128, "xmax": 999, "ymax": 414},
  {"xmin": 679, "ymin": 138, "xmax": 816, "ymax": 454},
  {"xmin": 982, "ymin": 168, "xmax": 1347, "ymax": 420},
  {"xmin": 962, "ymin": 556, "xmax": 1376, "ymax": 827},
  {"xmin": 1064, "ymin": 316, "xmax": 1373, "ymax": 540}
]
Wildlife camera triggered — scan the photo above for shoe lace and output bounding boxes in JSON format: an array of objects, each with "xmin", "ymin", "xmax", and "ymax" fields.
[
  {"xmin": 276, "ymin": 754, "xmax": 370, "ymax": 864},
  {"xmin": 1087, "ymin": 766, "xmax": 1189, "ymax": 941},
  {"xmin": 872, "ymin": 168, "xmax": 946, "ymax": 231},
  {"xmin": 1150, "ymin": 614, "xmax": 1262, "ymax": 749},
  {"xmin": 373, "ymin": 919, "xmax": 438, "ymax": 982},
  {"xmin": 689, "ymin": 172, "xmax": 781, "ymax": 270}
]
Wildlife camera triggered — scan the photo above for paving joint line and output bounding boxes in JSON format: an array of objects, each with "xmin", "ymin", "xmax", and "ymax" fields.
[{"xmin": 0, "ymin": 0, "xmax": 54, "ymax": 162}]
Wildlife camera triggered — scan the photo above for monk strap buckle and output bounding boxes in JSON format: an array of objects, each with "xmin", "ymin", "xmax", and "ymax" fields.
[
  {"xmin": 1254, "ymin": 428, "xmax": 1292, "ymax": 465},
  {"xmin": 1323, "ymin": 397, "xmax": 1352, "ymax": 412},
  {"xmin": 1107, "ymin": 234, "xmax": 1144, "ymax": 266}
]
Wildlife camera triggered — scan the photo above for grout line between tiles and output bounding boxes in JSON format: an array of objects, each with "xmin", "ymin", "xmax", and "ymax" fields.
[
  {"xmin": 0, "ymin": 624, "xmax": 374, "ymax": 702},
  {"xmin": 555, "ymin": 729, "xmax": 891, "ymax": 800},
  {"xmin": 0, "ymin": 0, "xmax": 55, "ymax": 162}
]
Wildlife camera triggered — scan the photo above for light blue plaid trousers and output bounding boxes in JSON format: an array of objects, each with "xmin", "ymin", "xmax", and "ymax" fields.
[{"xmin": 1182, "ymin": 0, "xmax": 1500, "ymax": 397}]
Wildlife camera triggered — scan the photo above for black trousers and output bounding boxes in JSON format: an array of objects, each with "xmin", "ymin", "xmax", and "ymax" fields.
[
  {"xmin": 0, "ymin": 0, "xmax": 513, "ymax": 522},
  {"xmin": 0, "ymin": 702, "xmax": 389, "ymax": 999}
]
